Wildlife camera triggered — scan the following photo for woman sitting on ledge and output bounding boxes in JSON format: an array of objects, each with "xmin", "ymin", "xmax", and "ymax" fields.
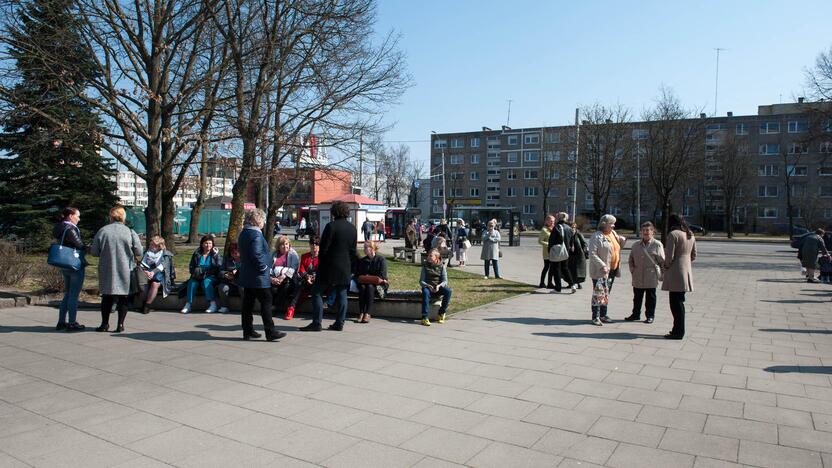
[
  {"xmin": 182, "ymin": 235, "xmax": 221, "ymax": 314},
  {"xmin": 354, "ymin": 240, "xmax": 388, "ymax": 324},
  {"xmin": 139, "ymin": 235, "xmax": 175, "ymax": 315}
]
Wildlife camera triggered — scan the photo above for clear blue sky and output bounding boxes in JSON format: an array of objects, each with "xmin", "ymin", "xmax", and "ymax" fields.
[{"xmin": 373, "ymin": 0, "xmax": 832, "ymax": 168}]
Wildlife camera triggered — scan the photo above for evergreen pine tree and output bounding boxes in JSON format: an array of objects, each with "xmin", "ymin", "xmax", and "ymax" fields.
[{"xmin": 0, "ymin": 0, "xmax": 117, "ymax": 247}]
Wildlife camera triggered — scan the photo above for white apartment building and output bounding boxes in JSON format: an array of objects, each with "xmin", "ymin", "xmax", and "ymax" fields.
[{"xmin": 113, "ymin": 171, "xmax": 235, "ymax": 208}]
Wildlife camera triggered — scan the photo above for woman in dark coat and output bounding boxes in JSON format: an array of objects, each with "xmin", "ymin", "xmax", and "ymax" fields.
[
  {"xmin": 569, "ymin": 221, "xmax": 588, "ymax": 288},
  {"xmin": 182, "ymin": 235, "xmax": 221, "ymax": 314},
  {"xmin": 53, "ymin": 207, "xmax": 87, "ymax": 331},
  {"xmin": 299, "ymin": 201, "xmax": 358, "ymax": 332},
  {"xmin": 354, "ymin": 240, "xmax": 388, "ymax": 323},
  {"xmin": 801, "ymin": 229, "xmax": 830, "ymax": 283}
]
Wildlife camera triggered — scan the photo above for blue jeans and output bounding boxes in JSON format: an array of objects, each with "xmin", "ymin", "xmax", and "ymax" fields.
[
  {"xmin": 59, "ymin": 268, "xmax": 85, "ymax": 323},
  {"xmin": 484, "ymin": 259, "xmax": 500, "ymax": 278},
  {"xmin": 311, "ymin": 283, "xmax": 348, "ymax": 325},
  {"xmin": 187, "ymin": 277, "xmax": 216, "ymax": 303},
  {"xmin": 421, "ymin": 286, "xmax": 451, "ymax": 320}
]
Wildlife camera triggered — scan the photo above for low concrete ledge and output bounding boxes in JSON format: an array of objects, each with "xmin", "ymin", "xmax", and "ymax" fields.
[{"xmin": 0, "ymin": 291, "xmax": 32, "ymax": 309}]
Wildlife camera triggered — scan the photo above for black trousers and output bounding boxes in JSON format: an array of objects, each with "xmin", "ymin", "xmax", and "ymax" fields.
[
  {"xmin": 632, "ymin": 288, "xmax": 657, "ymax": 319},
  {"xmin": 548, "ymin": 260, "xmax": 573, "ymax": 291},
  {"xmin": 540, "ymin": 260, "xmax": 552, "ymax": 286},
  {"xmin": 358, "ymin": 284, "xmax": 376, "ymax": 315},
  {"xmin": 270, "ymin": 280, "xmax": 295, "ymax": 315},
  {"xmin": 100, "ymin": 295, "xmax": 129, "ymax": 326},
  {"xmin": 242, "ymin": 287, "xmax": 275, "ymax": 337},
  {"xmin": 669, "ymin": 291, "xmax": 686, "ymax": 337}
]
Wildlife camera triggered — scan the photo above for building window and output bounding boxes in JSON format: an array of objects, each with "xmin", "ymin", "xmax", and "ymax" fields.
[
  {"xmin": 819, "ymin": 166, "xmax": 832, "ymax": 176},
  {"xmin": 820, "ymin": 142, "xmax": 832, "ymax": 153},
  {"xmin": 547, "ymin": 168, "xmax": 560, "ymax": 179},
  {"xmin": 506, "ymin": 170, "xmax": 517, "ymax": 180},
  {"xmin": 450, "ymin": 172, "xmax": 464, "ymax": 180},
  {"xmin": 787, "ymin": 165, "xmax": 808, "ymax": 176},
  {"xmin": 432, "ymin": 188, "xmax": 443, "ymax": 197},
  {"xmin": 759, "ymin": 143, "xmax": 780, "ymax": 155},
  {"xmin": 632, "ymin": 129, "xmax": 648, "ymax": 140},
  {"xmin": 451, "ymin": 138, "xmax": 464, "ymax": 148},
  {"xmin": 788, "ymin": 120, "xmax": 808, "ymax": 133},
  {"xmin": 567, "ymin": 187, "xmax": 575, "ymax": 197},
  {"xmin": 524, "ymin": 133, "xmax": 540, "ymax": 144},
  {"xmin": 524, "ymin": 169, "xmax": 538, "ymax": 179},
  {"xmin": 567, "ymin": 150, "xmax": 576, "ymax": 161},
  {"xmin": 449, "ymin": 155, "xmax": 463, "ymax": 165},
  {"xmin": 524, "ymin": 151, "xmax": 540, "ymax": 162},
  {"xmin": 470, "ymin": 154, "xmax": 480, "ymax": 164},
  {"xmin": 470, "ymin": 172, "xmax": 480, "ymax": 181},
  {"xmin": 546, "ymin": 132, "xmax": 560, "ymax": 144},
  {"xmin": 760, "ymin": 122, "xmax": 780, "ymax": 134},
  {"xmin": 506, "ymin": 187, "xmax": 517, "ymax": 197},
  {"xmin": 452, "ymin": 188, "xmax": 463, "ymax": 197},
  {"xmin": 735, "ymin": 123, "xmax": 749, "ymax": 135},
  {"xmin": 758, "ymin": 185, "xmax": 778, "ymax": 197},
  {"xmin": 524, "ymin": 187, "xmax": 539, "ymax": 197},
  {"xmin": 470, "ymin": 137, "xmax": 480, "ymax": 148},
  {"xmin": 788, "ymin": 143, "xmax": 809, "ymax": 154},
  {"xmin": 470, "ymin": 188, "xmax": 480, "ymax": 197},
  {"xmin": 820, "ymin": 186, "xmax": 832, "ymax": 197},
  {"xmin": 507, "ymin": 135, "xmax": 519, "ymax": 145},
  {"xmin": 506, "ymin": 152, "xmax": 518, "ymax": 163},
  {"xmin": 825, "ymin": 208, "xmax": 832, "ymax": 218},
  {"xmin": 757, "ymin": 207, "xmax": 778, "ymax": 218},
  {"xmin": 486, "ymin": 194, "xmax": 500, "ymax": 201},
  {"xmin": 434, "ymin": 139, "xmax": 447, "ymax": 149},
  {"xmin": 790, "ymin": 184, "xmax": 807, "ymax": 197},
  {"xmin": 487, "ymin": 160, "xmax": 501, "ymax": 168},
  {"xmin": 758, "ymin": 165, "xmax": 779, "ymax": 176},
  {"xmin": 547, "ymin": 187, "xmax": 559, "ymax": 197},
  {"xmin": 544, "ymin": 151, "xmax": 560, "ymax": 161},
  {"xmin": 523, "ymin": 204, "xmax": 536, "ymax": 214},
  {"xmin": 788, "ymin": 206, "xmax": 803, "ymax": 218}
]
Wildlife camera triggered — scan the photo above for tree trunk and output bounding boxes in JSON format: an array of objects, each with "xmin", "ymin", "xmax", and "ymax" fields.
[
  {"xmin": 188, "ymin": 143, "xmax": 209, "ymax": 244},
  {"xmin": 161, "ymin": 170, "xmax": 176, "ymax": 251},
  {"xmin": 225, "ymin": 135, "xmax": 257, "ymax": 253},
  {"xmin": 724, "ymin": 201, "xmax": 734, "ymax": 239},
  {"xmin": 661, "ymin": 199, "xmax": 672, "ymax": 242}
]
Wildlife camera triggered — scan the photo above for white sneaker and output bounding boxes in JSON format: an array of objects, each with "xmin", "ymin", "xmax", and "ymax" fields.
[
  {"xmin": 571, "ymin": 285, "xmax": 577, "ymax": 294},
  {"xmin": 484, "ymin": 276, "xmax": 489, "ymax": 279},
  {"xmin": 218, "ymin": 306, "xmax": 229, "ymax": 314},
  {"xmin": 206, "ymin": 301, "xmax": 218, "ymax": 314},
  {"xmin": 181, "ymin": 303, "xmax": 191, "ymax": 314}
]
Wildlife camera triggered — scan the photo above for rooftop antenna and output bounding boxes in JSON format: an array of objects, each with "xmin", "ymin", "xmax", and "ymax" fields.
[
  {"xmin": 506, "ymin": 99, "xmax": 513, "ymax": 127},
  {"xmin": 713, "ymin": 48, "xmax": 726, "ymax": 116}
]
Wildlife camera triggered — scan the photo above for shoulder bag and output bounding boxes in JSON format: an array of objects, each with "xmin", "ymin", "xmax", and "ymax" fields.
[
  {"xmin": 641, "ymin": 242, "xmax": 663, "ymax": 281},
  {"xmin": 47, "ymin": 225, "xmax": 83, "ymax": 271},
  {"xmin": 548, "ymin": 225, "xmax": 569, "ymax": 262}
]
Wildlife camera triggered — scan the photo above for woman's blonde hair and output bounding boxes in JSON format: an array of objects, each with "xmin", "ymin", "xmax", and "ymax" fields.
[
  {"xmin": 487, "ymin": 219, "xmax": 497, "ymax": 229},
  {"xmin": 109, "ymin": 206, "xmax": 126, "ymax": 223},
  {"xmin": 150, "ymin": 235, "xmax": 166, "ymax": 250},
  {"xmin": 364, "ymin": 240, "xmax": 379, "ymax": 252},
  {"xmin": 427, "ymin": 248, "xmax": 441, "ymax": 262},
  {"xmin": 274, "ymin": 235, "xmax": 290, "ymax": 250}
]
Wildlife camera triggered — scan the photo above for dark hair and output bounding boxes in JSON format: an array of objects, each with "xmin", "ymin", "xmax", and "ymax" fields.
[
  {"xmin": 227, "ymin": 242, "xmax": 239, "ymax": 253},
  {"xmin": 331, "ymin": 201, "xmax": 350, "ymax": 219},
  {"xmin": 60, "ymin": 207, "xmax": 79, "ymax": 221},
  {"xmin": 667, "ymin": 214, "xmax": 692, "ymax": 239},
  {"xmin": 816, "ymin": 228, "xmax": 825, "ymax": 236},
  {"xmin": 640, "ymin": 221, "xmax": 655, "ymax": 230},
  {"xmin": 200, "ymin": 235, "xmax": 215, "ymax": 248},
  {"xmin": 308, "ymin": 234, "xmax": 320, "ymax": 246}
]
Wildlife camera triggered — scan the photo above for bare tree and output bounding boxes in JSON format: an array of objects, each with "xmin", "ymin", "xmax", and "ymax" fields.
[
  {"xmin": 575, "ymin": 104, "xmax": 632, "ymax": 222},
  {"xmin": 642, "ymin": 87, "xmax": 708, "ymax": 239},
  {"xmin": 805, "ymin": 45, "xmax": 832, "ymax": 105},
  {"xmin": 712, "ymin": 133, "xmax": 754, "ymax": 238}
]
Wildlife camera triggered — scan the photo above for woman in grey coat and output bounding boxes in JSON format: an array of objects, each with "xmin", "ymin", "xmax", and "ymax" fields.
[
  {"xmin": 90, "ymin": 206, "xmax": 143, "ymax": 333},
  {"xmin": 480, "ymin": 219, "xmax": 502, "ymax": 279},
  {"xmin": 800, "ymin": 229, "xmax": 830, "ymax": 283}
]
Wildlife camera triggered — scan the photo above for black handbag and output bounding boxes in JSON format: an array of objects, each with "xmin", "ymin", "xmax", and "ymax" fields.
[{"xmin": 191, "ymin": 266, "xmax": 206, "ymax": 280}]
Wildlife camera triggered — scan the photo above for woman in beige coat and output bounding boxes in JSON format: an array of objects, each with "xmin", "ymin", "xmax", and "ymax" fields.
[
  {"xmin": 587, "ymin": 214, "xmax": 627, "ymax": 325},
  {"xmin": 662, "ymin": 214, "xmax": 697, "ymax": 340},
  {"xmin": 625, "ymin": 222, "xmax": 665, "ymax": 324}
]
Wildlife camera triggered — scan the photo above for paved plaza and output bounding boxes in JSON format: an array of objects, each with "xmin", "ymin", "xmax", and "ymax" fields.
[{"xmin": 1, "ymin": 240, "xmax": 831, "ymax": 467}]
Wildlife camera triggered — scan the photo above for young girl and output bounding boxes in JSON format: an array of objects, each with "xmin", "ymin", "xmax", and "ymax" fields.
[{"xmin": 140, "ymin": 236, "xmax": 175, "ymax": 314}]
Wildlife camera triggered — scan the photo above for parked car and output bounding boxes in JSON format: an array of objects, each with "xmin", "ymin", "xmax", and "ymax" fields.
[
  {"xmin": 790, "ymin": 231, "xmax": 813, "ymax": 249},
  {"xmin": 689, "ymin": 224, "xmax": 707, "ymax": 235}
]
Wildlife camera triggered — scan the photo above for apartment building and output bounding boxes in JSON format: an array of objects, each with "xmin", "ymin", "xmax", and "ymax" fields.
[
  {"xmin": 430, "ymin": 100, "xmax": 832, "ymax": 233},
  {"xmin": 113, "ymin": 171, "xmax": 236, "ymax": 208}
]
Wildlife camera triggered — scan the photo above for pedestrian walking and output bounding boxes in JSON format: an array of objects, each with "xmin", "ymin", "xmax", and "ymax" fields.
[
  {"xmin": 587, "ymin": 214, "xmax": 627, "ymax": 325},
  {"xmin": 355, "ymin": 240, "xmax": 388, "ymax": 323},
  {"xmin": 455, "ymin": 219, "xmax": 470, "ymax": 266},
  {"xmin": 547, "ymin": 212, "xmax": 576, "ymax": 293},
  {"xmin": 52, "ymin": 207, "xmax": 87, "ymax": 331},
  {"xmin": 625, "ymin": 222, "xmax": 665, "ymax": 324},
  {"xmin": 238, "ymin": 209, "xmax": 285, "ymax": 341},
  {"xmin": 138, "ymin": 235, "xmax": 175, "ymax": 315},
  {"xmin": 299, "ymin": 201, "xmax": 358, "ymax": 332},
  {"xmin": 181, "ymin": 235, "xmax": 221, "ymax": 314},
  {"xmin": 800, "ymin": 228, "xmax": 830, "ymax": 283},
  {"xmin": 420, "ymin": 248, "xmax": 451, "ymax": 326},
  {"xmin": 662, "ymin": 213, "xmax": 697, "ymax": 340},
  {"xmin": 569, "ymin": 221, "xmax": 588, "ymax": 289},
  {"xmin": 538, "ymin": 215, "xmax": 555, "ymax": 288},
  {"xmin": 362, "ymin": 218, "xmax": 373, "ymax": 242},
  {"xmin": 481, "ymin": 219, "xmax": 502, "ymax": 279},
  {"xmin": 90, "ymin": 206, "xmax": 143, "ymax": 333}
]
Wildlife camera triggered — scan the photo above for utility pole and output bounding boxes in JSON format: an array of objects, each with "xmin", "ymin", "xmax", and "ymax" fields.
[
  {"xmin": 636, "ymin": 139, "xmax": 641, "ymax": 229},
  {"xmin": 571, "ymin": 108, "xmax": 579, "ymax": 219},
  {"xmin": 506, "ymin": 99, "xmax": 513, "ymax": 127},
  {"xmin": 714, "ymin": 47, "xmax": 725, "ymax": 116},
  {"xmin": 358, "ymin": 131, "xmax": 363, "ymax": 194}
]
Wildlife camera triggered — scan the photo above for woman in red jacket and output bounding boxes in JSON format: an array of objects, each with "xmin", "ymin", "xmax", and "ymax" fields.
[{"xmin": 284, "ymin": 235, "xmax": 319, "ymax": 320}]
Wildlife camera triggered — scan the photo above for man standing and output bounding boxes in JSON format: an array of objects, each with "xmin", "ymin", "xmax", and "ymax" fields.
[
  {"xmin": 405, "ymin": 219, "xmax": 418, "ymax": 249},
  {"xmin": 362, "ymin": 218, "xmax": 373, "ymax": 242},
  {"xmin": 300, "ymin": 201, "xmax": 358, "ymax": 331},
  {"xmin": 238, "ymin": 209, "xmax": 286, "ymax": 341}
]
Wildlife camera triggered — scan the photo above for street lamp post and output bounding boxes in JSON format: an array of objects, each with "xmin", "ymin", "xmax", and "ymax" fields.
[
  {"xmin": 571, "ymin": 108, "xmax": 579, "ymax": 219},
  {"xmin": 636, "ymin": 139, "xmax": 641, "ymax": 229}
]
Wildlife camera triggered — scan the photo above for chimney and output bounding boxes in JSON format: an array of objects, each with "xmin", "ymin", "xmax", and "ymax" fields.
[
  {"xmin": 727, "ymin": 111, "xmax": 733, "ymax": 117},
  {"xmin": 501, "ymin": 125, "xmax": 511, "ymax": 131},
  {"xmin": 482, "ymin": 126, "xmax": 491, "ymax": 132},
  {"xmin": 605, "ymin": 119, "xmax": 612, "ymax": 124},
  {"xmin": 798, "ymin": 97, "xmax": 805, "ymax": 103},
  {"xmin": 700, "ymin": 113, "xmax": 706, "ymax": 118}
]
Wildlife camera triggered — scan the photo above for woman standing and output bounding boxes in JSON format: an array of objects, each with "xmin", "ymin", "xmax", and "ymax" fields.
[
  {"xmin": 270, "ymin": 235, "xmax": 299, "ymax": 317},
  {"xmin": 481, "ymin": 219, "xmax": 502, "ymax": 279},
  {"xmin": 800, "ymin": 229, "xmax": 830, "ymax": 283},
  {"xmin": 53, "ymin": 207, "xmax": 87, "ymax": 331},
  {"xmin": 569, "ymin": 221, "xmax": 588, "ymax": 289},
  {"xmin": 138, "ymin": 236, "xmax": 175, "ymax": 315},
  {"xmin": 587, "ymin": 214, "xmax": 626, "ymax": 326},
  {"xmin": 455, "ymin": 220, "xmax": 469, "ymax": 266},
  {"xmin": 355, "ymin": 240, "xmax": 388, "ymax": 323},
  {"xmin": 90, "ymin": 206, "xmax": 142, "ymax": 333},
  {"xmin": 182, "ymin": 235, "xmax": 221, "ymax": 314},
  {"xmin": 625, "ymin": 222, "xmax": 665, "ymax": 324},
  {"xmin": 538, "ymin": 215, "xmax": 555, "ymax": 288},
  {"xmin": 662, "ymin": 214, "xmax": 697, "ymax": 340},
  {"xmin": 548, "ymin": 212, "xmax": 575, "ymax": 293}
]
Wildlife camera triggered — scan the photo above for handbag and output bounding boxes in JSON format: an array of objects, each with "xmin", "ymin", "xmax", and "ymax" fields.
[
  {"xmin": 47, "ymin": 225, "xmax": 83, "ymax": 271},
  {"xmin": 641, "ymin": 242, "xmax": 664, "ymax": 281},
  {"xmin": 548, "ymin": 225, "xmax": 569, "ymax": 262},
  {"xmin": 358, "ymin": 274, "xmax": 384, "ymax": 285},
  {"xmin": 463, "ymin": 239, "xmax": 472, "ymax": 249},
  {"xmin": 191, "ymin": 266, "xmax": 206, "ymax": 280}
]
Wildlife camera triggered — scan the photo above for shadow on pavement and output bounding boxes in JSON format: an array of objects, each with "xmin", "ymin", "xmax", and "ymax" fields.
[
  {"xmin": 110, "ymin": 330, "xmax": 244, "ymax": 342},
  {"xmin": 759, "ymin": 299, "xmax": 828, "ymax": 304},
  {"xmin": 485, "ymin": 317, "xmax": 589, "ymax": 326},
  {"xmin": 757, "ymin": 278, "xmax": 810, "ymax": 283},
  {"xmin": 765, "ymin": 365, "xmax": 832, "ymax": 375},
  {"xmin": 195, "ymin": 323, "xmax": 297, "ymax": 332},
  {"xmin": 0, "ymin": 325, "xmax": 61, "ymax": 334},
  {"xmin": 533, "ymin": 331, "xmax": 665, "ymax": 340},
  {"xmin": 759, "ymin": 328, "xmax": 832, "ymax": 334}
]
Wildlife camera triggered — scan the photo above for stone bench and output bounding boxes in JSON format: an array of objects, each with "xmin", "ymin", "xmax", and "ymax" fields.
[
  {"xmin": 392, "ymin": 247, "xmax": 417, "ymax": 263},
  {"xmin": 134, "ymin": 287, "xmax": 442, "ymax": 320}
]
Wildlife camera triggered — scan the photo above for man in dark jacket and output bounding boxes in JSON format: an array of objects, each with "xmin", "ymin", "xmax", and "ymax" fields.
[
  {"xmin": 238, "ymin": 209, "xmax": 285, "ymax": 341},
  {"xmin": 547, "ymin": 212, "xmax": 576, "ymax": 293},
  {"xmin": 300, "ymin": 201, "xmax": 358, "ymax": 331}
]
